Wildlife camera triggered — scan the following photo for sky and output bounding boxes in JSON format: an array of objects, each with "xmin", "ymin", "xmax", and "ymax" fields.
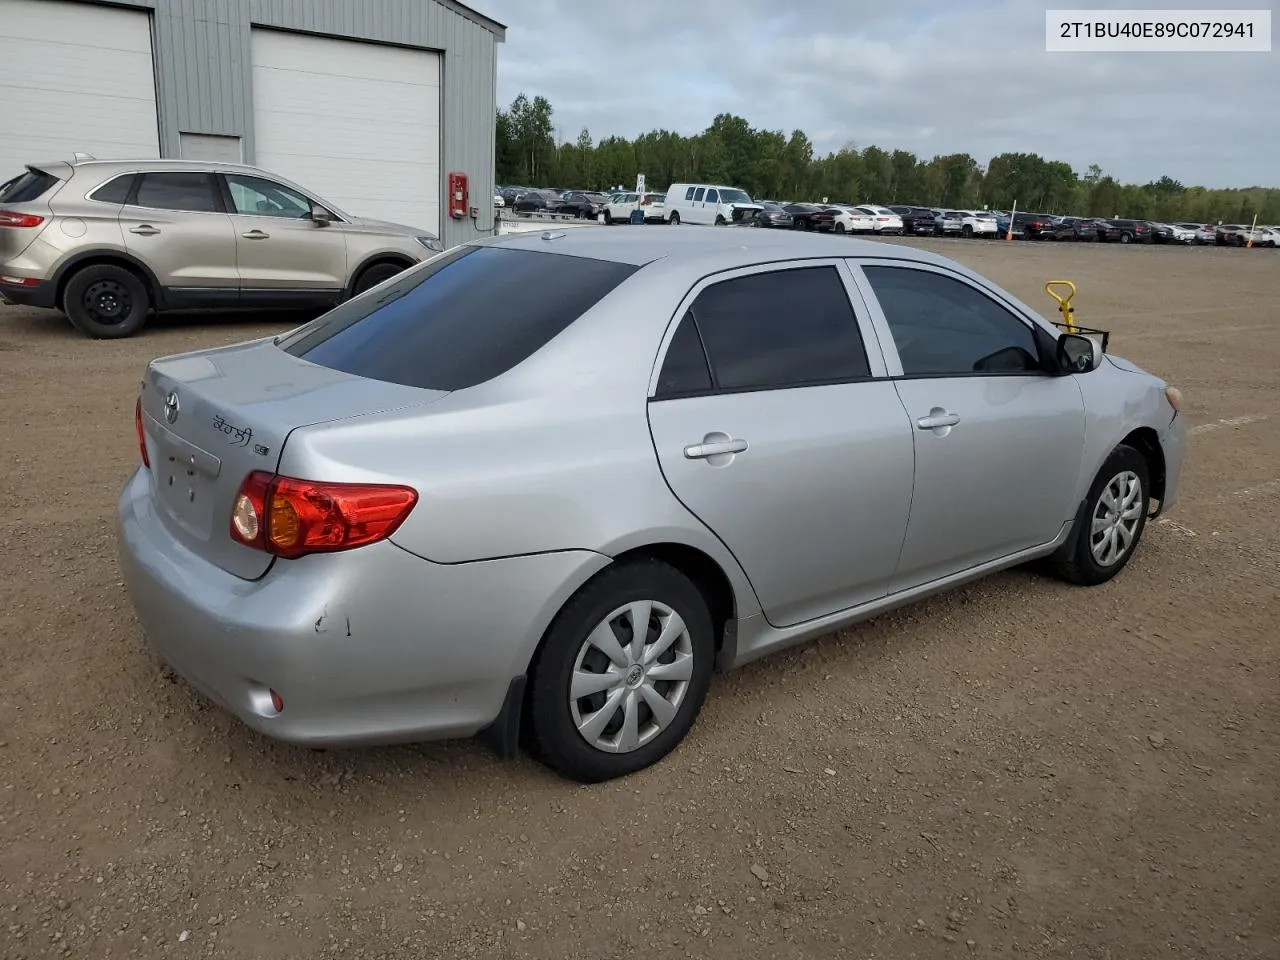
[{"xmin": 471, "ymin": 0, "xmax": 1278, "ymax": 189}]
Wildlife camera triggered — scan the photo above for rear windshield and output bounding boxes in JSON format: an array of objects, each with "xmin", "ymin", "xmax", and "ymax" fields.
[
  {"xmin": 0, "ymin": 168, "xmax": 60, "ymax": 204},
  {"xmin": 278, "ymin": 245, "xmax": 638, "ymax": 392}
]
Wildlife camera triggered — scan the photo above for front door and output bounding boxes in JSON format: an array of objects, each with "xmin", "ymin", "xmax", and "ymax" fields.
[
  {"xmin": 218, "ymin": 173, "xmax": 348, "ymax": 300},
  {"xmin": 853, "ymin": 262, "xmax": 1087, "ymax": 591},
  {"xmin": 646, "ymin": 261, "xmax": 915, "ymax": 630},
  {"xmin": 119, "ymin": 170, "xmax": 239, "ymax": 303}
]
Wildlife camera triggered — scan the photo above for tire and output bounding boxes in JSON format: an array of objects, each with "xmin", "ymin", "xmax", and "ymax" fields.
[
  {"xmin": 352, "ymin": 261, "xmax": 405, "ymax": 297},
  {"xmin": 1023, "ymin": 227, "xmax": 1035, "ymax": 241},
  {"xmin": 1119, "ymin": 232, "xmax": 1132, "ymax": 244},
  {"xmin": 526, "ymin": 559, "xmax": 716, "ymax": 783},
  {"xmin": 962, "ymin": 224, "xmax": 973, "ymax": 238},
  {"xmin": 63, "ymin": 263, "xmax": 151, "ymax": 339},
  {"xmin": 668, "ymin": 211, "xmax": 680, "ymax": 226},
  {"xmin": 1048, "ymin": 444, "xmax": 1151, "ymax": 587},
  {"xmin": 603, "ymin": 211, "xmax": 613, "ymax": 225},
  {"xmin": 714, "ymin": 215, "xmax": 727, "ymax": 226},
  {"xmin": 834, "ymin": 222, "xmax": 846, "ymax": 234}
]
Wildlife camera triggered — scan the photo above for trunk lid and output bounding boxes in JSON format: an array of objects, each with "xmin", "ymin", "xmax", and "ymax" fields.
[{"xmin": 139, "ymin": 337, "xmax": 448, "ymax": 579}]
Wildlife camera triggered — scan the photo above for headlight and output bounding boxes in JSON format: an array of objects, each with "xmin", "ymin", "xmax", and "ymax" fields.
[{"xmin": 416, "ymin": 235, "xmax": 443, "ymax": 252}]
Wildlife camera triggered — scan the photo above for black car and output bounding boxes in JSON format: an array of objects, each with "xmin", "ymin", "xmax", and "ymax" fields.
[
  {"xmin": 1214, "ymin": 224, "xmax": 1249, "ymax": 246},
  {"xmin": 512, "ymin": 189, "xmax": 562, "ymax": 213},
  {"xmin": 1098, "ymin": 219, "xmax": 1153, "ymax": 243},
  {"xmin": 1045, "ymin": 216, "xmax": 1099, "ymax": 241},
  {"xmin": 1003, "ymin": 212, "xmax": 1053, "ymax": 240},
  {"xmin": 752, "ymin": 201, "xmax": 794, "ymax": 229},
  {"xmin": 888, "ymin": 205, "xmax": 941, "ymax": 235},
  {"xmin": 554, "ymin": 191, "xmax": 608, "ymax": 219},
  {"xmin": 782, "ymin": 203, "xmax": 835, "ymax": 231}
]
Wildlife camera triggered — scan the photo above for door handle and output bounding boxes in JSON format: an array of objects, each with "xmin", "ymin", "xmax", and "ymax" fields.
[
  {"xmin": 129, "ymin": 225, "xmax": 160, "ymax": 236},
  {"xmin": 241, "ymin": 230, "xmax": 270, "ymax": 239},
  {"xmin": 916, "ymin": 412, "xmax": 961, "ymax": 430},
  {"xmin": 684, "ymin": 438, "xmax": 748, "ymax": 459}
]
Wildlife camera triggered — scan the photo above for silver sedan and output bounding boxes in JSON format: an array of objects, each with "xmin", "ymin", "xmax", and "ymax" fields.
[{"xmin": 118, "ymin": 228, "xmax": 1188, "ymax": 782}]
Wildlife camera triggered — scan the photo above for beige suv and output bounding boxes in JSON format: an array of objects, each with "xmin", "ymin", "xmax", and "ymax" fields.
[{"xmin": 0, "ymin": 157, "xmax": 443, "ymax": 338}]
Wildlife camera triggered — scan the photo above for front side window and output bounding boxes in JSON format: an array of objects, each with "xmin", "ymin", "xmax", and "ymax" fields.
[
  {"xmin": 279, "ymin": 246, "xmax": 638, "ymax": 392},
  {"xmin": 706, "ymin": 189, "xmax": 720, "ymax": 203},
  {"xmin": 224, "ymin": 174, "xmax": 313, "ymax": 219},
  {"xmin": 132, "ymin": 172, "xmax": 220, "ymax": 213},
  {"xmin": 686, "ymin": 266, "xmax": 871, "ymax": 392},
  {"xmin": 862, "ymin": 266, "xmax": 1042, "ymax": 377}
]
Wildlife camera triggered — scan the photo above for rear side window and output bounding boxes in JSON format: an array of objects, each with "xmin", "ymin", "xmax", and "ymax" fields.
[
  {"xmin": 279, "ymin": 246, "xmax": 639, "ymax": 392},
  {"xmin": 687, "ymin": 266, "xmax": 871, "ymax": 392},
  {"xmin": 89, "ymin": 174, "xmax": 136, "ymax": 205},
  {"xmin": 0, "ymin": 168, "xmax": 60, "ymax": 203},
  {"xmin": 693, "ymin": 188, "xmax": 705, "ymax": 201},
  {"xmin": 133, "ymin": 172, "xmax": 221, "ymax": 212},
  {"xmin": 654, "ymin": 312, "xmax": 713, "ymax": 398}
]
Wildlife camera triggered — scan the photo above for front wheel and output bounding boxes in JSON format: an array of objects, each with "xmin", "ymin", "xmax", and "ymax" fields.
[
  {"xmin": 962, "ymin": 224, "xmax": 974, "ymax": 238},
  {"xmin": 63, "ymin": 263, "xmax": 151, "ymax": 339},
  {"xmin": 1048, "ymin": 444, "xmax": 1150, "ymax": 586},
  {"xmin": 526, "ymin": 560, "xmax": 715, "ymax": 783},
  {"xmin": 603, "ymin": 211, "xmax": 613, "ymax": 225},
  {"xmin": 834, "ymin": 222, "xmax": 846, "ymax": 234},
  {"xmin": 1119, "ymin": 232, "xmax": 1132, "ymax": 244},
  {"xmin": 352, "ymin": 261, "xmax": 405, "ymax": 296},
  {"xmin": 714, "ymin": 215, "xmax": 727, "ymax": 226},
  {"xmin": 668, "ymin": 211, "xmax": 680, "ymax": 226}
]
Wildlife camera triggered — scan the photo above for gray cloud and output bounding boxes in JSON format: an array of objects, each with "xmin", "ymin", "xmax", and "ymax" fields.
[{"xmin": 474, "ymin": 0, "xmax": 1278, "ymax": 187}]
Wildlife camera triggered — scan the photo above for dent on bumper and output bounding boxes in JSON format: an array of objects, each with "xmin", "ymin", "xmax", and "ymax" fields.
[{"xmin": 116, "ymin": 468, "xmax": 609, "ymax": 747}]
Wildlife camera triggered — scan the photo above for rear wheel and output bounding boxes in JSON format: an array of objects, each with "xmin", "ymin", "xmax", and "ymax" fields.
[
  {"xmin": 962, "ymin": 224, "xmax": 974, "ymax": 238},
  {"xmin": 526, "ymin": 560, "xmax": 715, "ymax": 783},
  {"xmin": 1048, "ymin": 444, "xmax": 1150, "ymax": 586},
  {"xmin": 63, "ymin": 263, "xmax": 150, "ymax": 339},
  {"xmin": 1119, "ymin": 232, "xmax": 1132, "ymax": 244},
  {"xmin": 834, "ymin": 222, "xmax": 846, "ymax": 234},
  {"xmin": 352, "ymin": 261, "xmax": 405, "ymax": 297}
]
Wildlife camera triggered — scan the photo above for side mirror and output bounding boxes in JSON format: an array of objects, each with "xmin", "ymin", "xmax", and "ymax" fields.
[
  {"xmin": 1057, "ymin": 333, "xmax": 1095, "ymax": 374},
  {"xmin": 310, "ymin": 204, "xmax": 332, "ymax": 226}
]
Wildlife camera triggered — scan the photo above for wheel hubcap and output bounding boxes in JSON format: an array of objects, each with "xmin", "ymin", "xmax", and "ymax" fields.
[
  {"xmin": 569, "ymin": 599, "xmax": 694, "ymax": 754},
  {"xmin": 1090, "ymin": 470, "xmax": 1143, "ymax": 567},
  {"xmin": 84, "ymin": 280, "xmax": 131, "ymax": 324}
]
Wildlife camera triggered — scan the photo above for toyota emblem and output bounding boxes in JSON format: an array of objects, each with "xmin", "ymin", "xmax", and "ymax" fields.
[{"xmin": 163, "ymin": 391, "xmax": 180, "ymax": 424}]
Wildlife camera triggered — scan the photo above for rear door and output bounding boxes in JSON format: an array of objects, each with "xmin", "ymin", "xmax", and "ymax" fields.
[
  {"xmin": 646, "ymin": 260, "xmax": 916, "ymax": 630},
  {"xmin": 217, "ymin": 171, "xmax": 348, "ymax": 298},
  {"xmin": 120, "ymin": 171, "xmax": 239, "ymax": 300},
  {"xmin": 851, "ymin": 260, "xmax": 1087, "ymax": 591}
]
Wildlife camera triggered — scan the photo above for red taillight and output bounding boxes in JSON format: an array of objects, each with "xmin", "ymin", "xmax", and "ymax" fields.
[
  {"xmin": 230, "ymin": 471, "xmax": 418, "ymax": 559},
  {"xmin": 876, "ymin": 216, "xmax": 889, "ymax": 221},
  {"xmin": 0, "ymin": 210, "xmax": 45, "ymax": 228},
  {"xmin": 135, "ymin": 397, "xmax": 150, "ymax": 468}
]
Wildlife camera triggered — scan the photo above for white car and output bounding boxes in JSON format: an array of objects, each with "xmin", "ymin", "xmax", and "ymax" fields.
[
  {"xmin": 826, "ymin": 205, "xmax": 875, "ymax": 234},
  {"xmin": 936, "ymin": 210, "xmax": 998, "ymax": 238},
  {"xmin": 493, "ymin": 193, "xmax": 505, "ymax": 209},
  {"xmin": 1164, "ymin": 223, "xmax": 1196, "ymax": 244},
  {"xmin": 603, "ymin": 191, "xmax": 666, "ymax": 225},
  {"xmin": 1248, "ymin": 226, "xmax": 1279, "ymax": 247},
  {"xmin": 854, "ymin": 205, "xmax": 904, "ymax": 235}
]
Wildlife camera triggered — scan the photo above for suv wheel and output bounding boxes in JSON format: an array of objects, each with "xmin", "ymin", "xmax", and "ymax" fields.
[
  {"xmin": 352, "ymin": 261, "xmax": 405, "ymax": 297},
  {"xmin": 1119, "ymin": 232, "xmax": 1132, "ymax": 244},
  {"xmin": 527, "ymin": 559, "xmax": 715, "ymax": 783},
  {"xmin": 63, "ymin": 264, "xmax": 150, "ymax": 339}
]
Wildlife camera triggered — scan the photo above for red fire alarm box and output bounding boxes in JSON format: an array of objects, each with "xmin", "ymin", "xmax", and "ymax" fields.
[{"xmin": 448, "ymin": 172, "xmax": 468, "ymax": 219}]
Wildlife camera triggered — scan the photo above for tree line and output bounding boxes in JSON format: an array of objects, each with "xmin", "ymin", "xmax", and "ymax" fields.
[{"xmin": 496, "ymin": 93, "xmax": 1280, "ymax": 224}]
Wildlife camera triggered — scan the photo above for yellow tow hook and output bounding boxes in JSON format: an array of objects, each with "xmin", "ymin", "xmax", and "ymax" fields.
[{"xmin": 1044, "ymin": 279, "xmax": 1078, "ymax": 333}]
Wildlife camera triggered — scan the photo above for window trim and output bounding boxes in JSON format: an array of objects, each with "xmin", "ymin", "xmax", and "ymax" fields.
[
  {"xmin": 647, "ymin": 257, "xmax": 892, "ymax": 402},
  {"xmin": 125, "ymin": 170, "xmax": 227, "ymax": 215},
  {"xmin": 847, "ymin": 258, "xmax": 1059, "ymax": 381}
]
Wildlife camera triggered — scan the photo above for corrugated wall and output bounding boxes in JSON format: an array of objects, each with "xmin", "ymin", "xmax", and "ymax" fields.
[{"xmin": 96, "ymin": 0, "xmax": 501, "ymax": 246}]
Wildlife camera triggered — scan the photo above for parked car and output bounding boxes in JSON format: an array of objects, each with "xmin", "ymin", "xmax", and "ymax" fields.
[
  {"xmin": 493, "ymin": 192, "xmax": 505, "ymax": 210},
  {"xmin": 853, "ymin": 205, "xmax": 904, "ymax": 235},
  {"xmin": 782, "ymin": 203, "xmax": 835, "ymax": 231},
  {"xmin": 1148, "ymin": 222, "xmax": 1194, "ymax": 244},
  {"xmin": 0, "ymin": 158, "xmax": 442, "ymax": 339},
  {"xmin": 936, "ymin": 210, "xmax": 997, "ymax": 238},
  {"xmin": 995, "ymin": 212, "xmax": 1053, "ymax": 240},
  {"xmin": 1213, "ymin": 224, "xmax": 1250, "ymax": 246},
  {"xmin": 500, "ymin": 185, "xmax": 532, "ymax": 206},
  {"xmin": 1175, "ymin": 222, "xmax": 1215, "ymax": 245},
  {"xmin": 752, "ymin": 201, "xmax": 794, "ymax": 229},
  {"xmin": 513, "ymin": 189, "xmax": 563, "ymax": 214},
  {"xmin": 823, "ymin": 205, "xmax": 872, "ymax": 233},
  {"xmin": 1099, "ymin": 219, "xmax": 1153, "ymax": 244},
  {"xmin": 1251, "ymin": 226, "xmax": 1280, "ymax": 247},
  {"xmin": 118, "ymin": 228, "xmax": 1188, "ymax": 783},
  {"xmin": 887, "ymin": 205, "xmax": 940, "ymax": 235},
  {"xmin": 603, "ymin": 191, "xmax": 666, "ymax": 224},
  {"xmin": 555, "ymin": 191, "xmax": 609, "ymax": 219},
  {"xmin": 664, "ymin": 183, "xmax": 762, "ymax": 226}
]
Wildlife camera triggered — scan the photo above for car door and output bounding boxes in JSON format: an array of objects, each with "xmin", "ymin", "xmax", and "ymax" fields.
[
  {"xmin": 646, "ymin": 261, "xmax": 916, "ymax": 631},
  {"xmin": 690, "ymin": 187, "xmax": 707, "ymax": 222},
  {"xmin": 851, "ymin": 260, "xmax": 1087, "ymax": 592},
  {"xmin": 218, "ymin": 172, "xmax": 348, "ymax": 301},
  {"xmin": 119, "ymin": 170, "xmax": 238, "ymax": 304}
]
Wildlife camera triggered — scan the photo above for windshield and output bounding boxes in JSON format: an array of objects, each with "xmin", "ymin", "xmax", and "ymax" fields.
[{"xmin": 718, "ymin": 188, "xmax": 752, "ymax": 204}]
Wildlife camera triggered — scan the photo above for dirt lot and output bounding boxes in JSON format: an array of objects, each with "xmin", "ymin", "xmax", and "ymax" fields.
[{"xmin": 1, "ymin": 238, "xmax": 1277, "ymax": 960}]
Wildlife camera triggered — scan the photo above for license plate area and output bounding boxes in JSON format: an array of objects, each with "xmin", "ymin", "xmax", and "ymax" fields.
[{"xmin": 147, "ymin": 414, "xmax": 222, "ymax": 538}]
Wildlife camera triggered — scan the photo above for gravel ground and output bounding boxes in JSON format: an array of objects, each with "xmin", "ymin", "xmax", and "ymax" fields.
[{"xmin": 1, "ymin": 238, "xmax": 1277, "ymax": 959}]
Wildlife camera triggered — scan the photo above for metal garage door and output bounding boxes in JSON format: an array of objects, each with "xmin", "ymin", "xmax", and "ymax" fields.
[
  {"xmin": 0, "ymin": 0, "xmax": 160, "ymax": 177},
  {"xmin": 250, "ymin": 29, "xmax": 442, "ymax": 237}
]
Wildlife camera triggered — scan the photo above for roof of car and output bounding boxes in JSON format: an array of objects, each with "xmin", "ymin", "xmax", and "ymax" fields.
[
  {"xmin": 484, "ymin": 224, "xmax": 956, "ymax": 270},
  {"xmin": 47, "ymin": 157, "xmax": 277, "ymax": 178}
]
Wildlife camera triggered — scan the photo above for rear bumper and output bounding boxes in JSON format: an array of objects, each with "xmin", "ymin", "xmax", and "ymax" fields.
[
  {"xmin": 116, "ymin": 467, "xmax": 609, "ymax": 748},
  {"xmin": 0, "ymin": 277, "xmax": 56, "ymax": 308}
]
